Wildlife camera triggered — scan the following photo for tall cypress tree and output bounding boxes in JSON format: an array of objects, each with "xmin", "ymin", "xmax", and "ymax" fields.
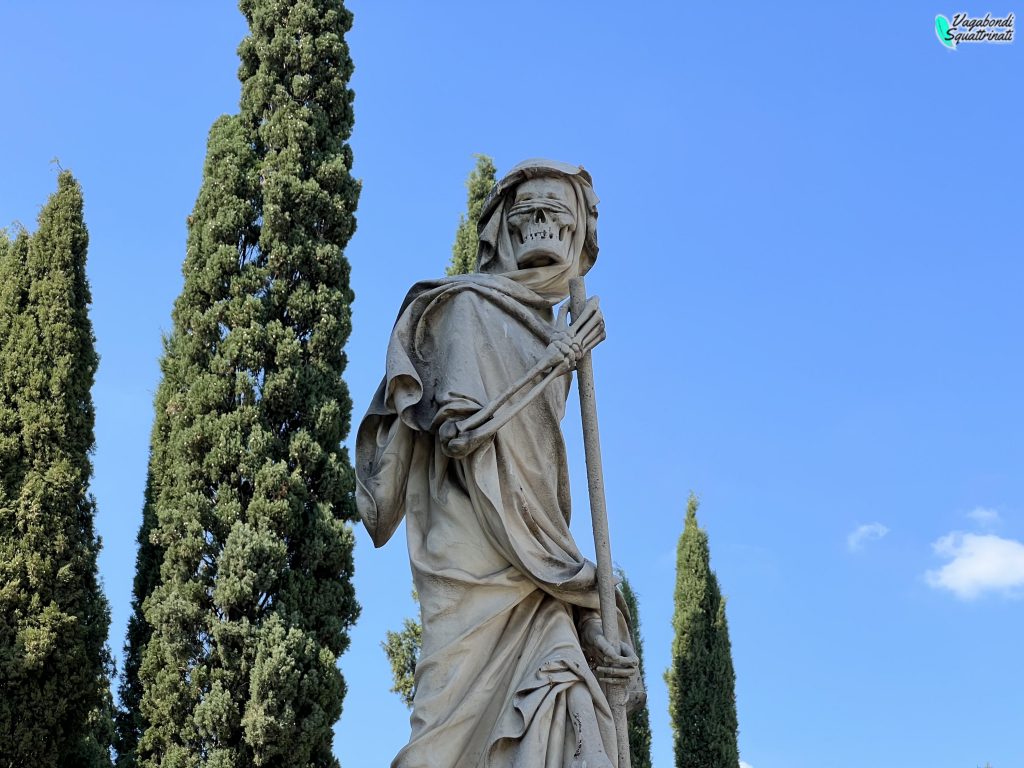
[
  {"xmin": 0, "ymin": 172, "xmax": 114, "ymax": 766},
  {"xmin": 115, "ymin": 387, "xmax": 170, "ymax": 766},
  {"xmin": 445, "ymin": 154, "xmax": 496, "ymax": 275},
  {"xmin": 128, "ymin": 2, "xmax": 361, "ymax": 766},
  {"xmin": 665, "ymin": 494, "xmax": 740, "ymax": 768},
  {"xmin": 0, "ymin": 230, "xmax": 28, "ymax": 506},
  {"xmin": 618, "ymin": 572, "xmax": 653, "ymax": 768}
]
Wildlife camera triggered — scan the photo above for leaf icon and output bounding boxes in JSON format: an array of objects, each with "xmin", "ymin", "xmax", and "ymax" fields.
[{"xmin": 935, "ymin": 15, "xmax": 956, "ymax": 48}]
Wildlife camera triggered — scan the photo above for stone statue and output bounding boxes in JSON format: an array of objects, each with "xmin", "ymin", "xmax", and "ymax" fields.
[{"xmin": 356, "ymin": 159, "xmax": 641, "ymax": 768}]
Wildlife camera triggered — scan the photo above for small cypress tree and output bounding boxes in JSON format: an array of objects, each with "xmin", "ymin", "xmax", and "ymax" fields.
[
  {"xmin": 128, "ymin": 2, "xmax": 361, "ymax": 765},
  {"xmin": 0, "ymin": 172, "xmax": 114, "ymax": 766},
  {"xmin": 665, "ymin": 494, "xmax": 740, "ymax": 768},
  {"xmin": 381, "ymin": 590, "xmax": 421, "ymax": 709},
  {"xmin": 445, "ymin": 154, "xmax": 496, "ymax": 275},
  {"xmin": 618, "ymin": 573, "xmax": 653, "ymax": 768}
]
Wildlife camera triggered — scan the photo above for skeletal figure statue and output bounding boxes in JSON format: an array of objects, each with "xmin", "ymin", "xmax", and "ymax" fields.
[{"xmin": 357, "ymin": 159, "xmax": 642, "ymax": 768}]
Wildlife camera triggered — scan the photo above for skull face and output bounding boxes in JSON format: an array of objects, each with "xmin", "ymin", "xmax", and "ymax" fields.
[{"xmin": 506, "ymin": 177, "xmax": 577, "ymax": 269}]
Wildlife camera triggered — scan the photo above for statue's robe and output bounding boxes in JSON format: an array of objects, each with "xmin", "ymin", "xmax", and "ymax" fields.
[{"xmin": 356, "ymin": 274, "xmax": 634, "ymax": 768}]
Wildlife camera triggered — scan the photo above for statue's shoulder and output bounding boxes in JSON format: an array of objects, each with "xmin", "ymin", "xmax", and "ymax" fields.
[
  {"xmin": 404, "ymin": 272, "xmax": 508, "ymax": 296},
  {"xmin": 390, "ymin": 275, "xmax": 552, "ymax": 349},
  {"xmin": 396, "ymin": 274, "xmax": 529, "ymax": 316}
]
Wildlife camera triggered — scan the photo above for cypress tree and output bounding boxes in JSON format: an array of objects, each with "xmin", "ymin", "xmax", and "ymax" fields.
[
  {"xmin": 381, "ymin": 591, "xmax": 420, "ymax": 709},
  {"xmin": 128, "ymin": 1, "xmax": 361, "ymax": 765},
  {"xmin": 0, "ymin": 230, "xmax": 29, "ymax": 505},
  {"xmin": 445, "ymin": 154, "xmax": 496, "ymax": 275},
  {"xmin": 618, "ymin": 572, "xmax": 653, "ymax": 768},
  {"xmin": 665, "ymin": 494, "xmax": 740, "ymax": 768},
  {"xmin": 0, "ymin": 172, "xmax": 114, "ymax": 766},
  {"xmin": 114, "ymin": 395, "xmax": 169, "ymax": 766}
]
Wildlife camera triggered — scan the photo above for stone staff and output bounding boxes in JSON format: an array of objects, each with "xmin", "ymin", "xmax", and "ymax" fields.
[{"xmin": 569, "ymin": 275, "xmax": 632, "ymax": 768}]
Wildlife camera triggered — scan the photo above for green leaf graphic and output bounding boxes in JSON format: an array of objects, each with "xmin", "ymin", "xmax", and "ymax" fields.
[{"xmin": 935, "ymin": 15, "xmax": 956, "ymax": 48}]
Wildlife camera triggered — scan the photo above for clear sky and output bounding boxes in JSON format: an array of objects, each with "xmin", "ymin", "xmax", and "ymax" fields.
[{"xmin": 2, "ymin": 2, "xmax": 1022, "ymax": 767}]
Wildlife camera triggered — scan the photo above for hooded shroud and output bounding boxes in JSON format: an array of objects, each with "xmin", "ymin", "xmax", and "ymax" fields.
[{"xmin": 356, "ymin": 161, "xmax": 637, "ymax": 768}]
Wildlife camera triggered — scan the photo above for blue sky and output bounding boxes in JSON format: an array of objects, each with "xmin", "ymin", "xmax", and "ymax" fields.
[{"xmin": 2, "ymin": 2, "xmax": 1022, "ymax": 766}]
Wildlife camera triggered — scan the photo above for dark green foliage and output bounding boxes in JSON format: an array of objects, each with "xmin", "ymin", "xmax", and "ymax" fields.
[
  {"xmin": 446, "ymin": 154, "xmax": 497, "ymax": 275},
  {"xmin": 618, "ymin": 573, "xmax": 653, "ymax": 768},
  {"xmin": 665, "ymin": 494, "xmax": 740, "ymax": 768},
  {"xmin": 121, "ymin": 2, "xmax": 361, "ymax": 766},
  {"xmin": 114, "ymin": 431, "xmax": 167, "ymax": 766},
  {"xmin": 381, "ymin": 591, "xmax": 420, "ymax": 709},
  {"xmin": 0, "ymin": 231, "xmax": 29, "ymax": 503},
  {"xmin": 0, "ymin": 173, "xmax": 114, "ymax": 766}
]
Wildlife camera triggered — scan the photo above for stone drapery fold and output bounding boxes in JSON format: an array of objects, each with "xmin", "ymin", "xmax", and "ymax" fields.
[{"xmin": 356, "ymin": 275, "xmax": 635, "ymax": 768}]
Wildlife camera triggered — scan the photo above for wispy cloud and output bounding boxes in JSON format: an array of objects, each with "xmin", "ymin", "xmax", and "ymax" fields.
[
  {"xmin": 967, "ymin": 507, "xmax": 1001, "ymax": 527},
  {"xmin": 925, "ymin": 532, "xmax": 1024, "ymax": 599},
  {"xmin": 740, "ymin": 762, "xmax": 754, "ymax": 768},
  {"xmin": 847, "ymin": 522, "xmax": 889, "ymax": 552}
]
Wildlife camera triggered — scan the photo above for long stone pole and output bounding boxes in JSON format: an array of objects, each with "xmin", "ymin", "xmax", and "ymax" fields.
[{"xmin": 569, "ymin": 276, "xmax": 631, "ymax": 768}]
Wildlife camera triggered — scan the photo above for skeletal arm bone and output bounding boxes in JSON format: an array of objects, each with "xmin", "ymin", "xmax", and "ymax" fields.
[
  {"xmin": 453, "ymin": 355, "xmax": 556, "ymax": 435},
  {"xmin": 440, "ymin": 297, "xmax": 606, "ymax": 459},
  {"xmin": 442, "ymin": 365, "xmax": 566, "ymax": 458}
]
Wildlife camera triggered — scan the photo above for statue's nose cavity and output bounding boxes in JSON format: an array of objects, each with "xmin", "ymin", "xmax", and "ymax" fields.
[{"xmin": 534, "ymin": 209, "xmax": 547, "ymax": 223}]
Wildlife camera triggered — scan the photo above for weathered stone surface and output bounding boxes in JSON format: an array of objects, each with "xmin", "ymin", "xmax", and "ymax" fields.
[{"xmin": 356, "ymin": 159, "xmax": 638, "ymax": 768}]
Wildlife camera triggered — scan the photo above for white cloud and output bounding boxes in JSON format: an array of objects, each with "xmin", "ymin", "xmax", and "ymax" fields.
[
  {"xmin": 847, "ymin": 522, "xmax": 889, "ymax": 552},
  {"xmin": 740, "ymin": 762, "xmax": 754, "ymax": 768},
  {"xmin": 925, "ymin": 532, "xmax": 1024, "ymax": 599},
  {"xmin": 967, "ymin": 507, "xmax": 1001, "ymax": 526}
]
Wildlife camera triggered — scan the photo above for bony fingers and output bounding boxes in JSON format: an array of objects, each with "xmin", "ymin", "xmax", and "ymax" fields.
[
  {"xmin": 578, "ymin": 322, "xmax": 602, "ymax": 343},
  {"xmin": 572, "ymin": 316, "xmax": 597, "ymax": 339},
  {"xmin": 574, "ymin": 309, "xmax": 604, "ymax": 338},
  {"xmin": 570, "ymin": 304, "xmax": 596, "ymax": 329},
  {"xmin": 578, "ymin": 329, "xmax": 605, "ymax": 354},
  {"xmin": 557, "ymin": 303, "xmax": 570, "ymax": 326},
  {"xmin": 595, "ymin": 666, "xmax": 634, "ymax": 678},
  {"xmin": 594, "ymin": 637, "xmax": 618, "ymax": 658},
  {"xmin": 584, "ymin": 330, "xmax": 607, "ymax": 353},
  {"xmin": 548, "ymin": 336, "xmax": 573, "ymax": 358},
  {"xmin": 544, "ymin": 346, "xmax": 562, "ymax": 369},
  {"xmin": 439, "ymin": 420, "xmax": 459, "ymax": 441},
  {"xmin": 554, "ymin": 341, "xmax": 578, "ymax": 370},
  {"xmin": 571, "ymin": 318, "xmax": 599, "ymax": 346},
  {"xmin": 609, "ymin": 650, "xmax": 637, "ymax": 665}
]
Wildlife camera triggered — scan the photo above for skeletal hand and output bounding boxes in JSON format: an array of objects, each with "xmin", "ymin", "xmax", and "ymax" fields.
[
  {"xmin": 439, "ymin": 296, "xmax": 606, "ymax": 458},
  {"xmin": 547, "ymin": 296, "xmax": 606, "ymax": 374},
  {"xmin": 439, "ymin": 418, "xmax": 484, "ymax": 459},
  {"xmin": 581, "ymin": 617, "xmax": 638, "ymax": 683}
]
